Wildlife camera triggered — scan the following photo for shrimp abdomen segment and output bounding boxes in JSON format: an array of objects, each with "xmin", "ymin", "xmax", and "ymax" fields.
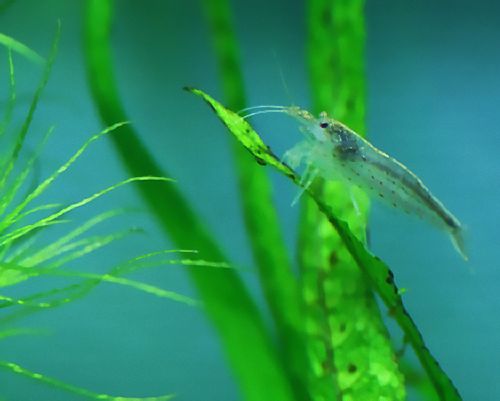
[{"xmin": 339, "ymin": 144, "xmax": 467, "ymax": 259}]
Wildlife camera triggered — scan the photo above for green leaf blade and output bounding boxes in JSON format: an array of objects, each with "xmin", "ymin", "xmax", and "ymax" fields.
[
  {"xmin": 83, "ymin": 3, "xmax": 297, "ymax": 401},
  {"xmin": 190, "ymin": 87, "xmax": 462, "ymax": 401}
]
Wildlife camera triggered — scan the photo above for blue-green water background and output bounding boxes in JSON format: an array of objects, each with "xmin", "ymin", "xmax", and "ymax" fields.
[{"xmin": 1, "ymin": 1, "xmax": 498, "ymax": 400}]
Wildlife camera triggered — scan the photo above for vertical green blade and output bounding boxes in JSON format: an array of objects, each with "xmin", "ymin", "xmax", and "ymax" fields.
[
  {"xmin": 83, "ymin": 2, "xmax": 296, "ymax": 401},
  {"xmin": 202, "ymin": 0, "xmax": 307, "ymax": 398},
  {"xmin": 301, "ymin": 0, "xmax": 405, "ymax": 400}
]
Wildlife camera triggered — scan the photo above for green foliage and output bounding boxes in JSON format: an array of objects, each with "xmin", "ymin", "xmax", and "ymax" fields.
[
  {"xmin": 302, "ymin": 1, "xmax": 405, "ymax": 400},
  {"xmin": 188, "ymin": 87, "xmax": 462, "ymax": 401},
  {"xmin": 84, "ymin": 2, "xmax": 298, "ymax": 401},
  {"xmin": 0, "ymin": 32, "xmax": 44, "ymax": 64},
  {"xmin": 0, "ymin": 361, "xmax": 174, "ymax": 401},
  {"xmin": 0, "ymin": 1, "xmax": 464, "ymax": 400},
  {"xmin": 0, "ymin": 22, "xmax": 210, "ymax": 401}
]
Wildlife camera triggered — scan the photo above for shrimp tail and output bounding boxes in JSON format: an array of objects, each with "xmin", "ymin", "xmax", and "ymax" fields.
[{"xmin": 450, "ymin": 226, "xmax": 468, "ymax": 261}]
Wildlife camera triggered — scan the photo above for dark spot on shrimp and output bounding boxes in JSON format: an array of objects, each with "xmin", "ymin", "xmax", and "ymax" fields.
[
  {"xmin": 392, "ymin": 202, "xmax": 397, "ymax": 208},
  {"xmin": 379, "ymin": 193, "xmax": 384, "ymax": 198},
  {"xmin": 371, "ymin": 175, "xmax": 375, "ymax": 180},
  {"xmin": 443, "ymin": 213, "xmax": 460, "ymax": 229},
  {"xmin": 320, "ymin": 122, "xmax": 329, "ymax": 128},
  {"xmin": 339, "ymin": 322, "xmax": 346, "ymax": 332},
  {"xmin": 379, "ymin": 181, "xmax": 384, "ymax": 186},
  {"xmin": 335, "ymin": 146, "xmax": 358, "ymax": 161},
  {"xmin": 347, "ymin": 363, "xmax": 357, "ymax": 373}
]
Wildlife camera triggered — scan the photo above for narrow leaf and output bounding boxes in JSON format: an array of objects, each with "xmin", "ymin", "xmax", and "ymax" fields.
[
  {"xmin": 0, "ymin": 33, "xmax": 44, "ymax": 64},
  {"xmin": 84, "ymin": 2, "xmax": 296, "ymax": 401},
  {"xmin": 189, "ymin": 87, "xmax": 463, "ymax": 401},
  {"xmin": 0, "ymin": 361, "xmax": 173, "ymax": 401},
  {"xmin": 201, "ymin": 4, "xmax": 306, "ymax": 395}
]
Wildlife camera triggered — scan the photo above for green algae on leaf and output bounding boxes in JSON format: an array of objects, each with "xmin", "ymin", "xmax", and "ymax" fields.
[{"xmin": 188, "ymin": 87, "xmax": 463, "ymax": 401}]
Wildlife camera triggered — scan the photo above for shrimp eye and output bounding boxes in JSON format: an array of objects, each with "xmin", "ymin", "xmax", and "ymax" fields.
[{"xmin": 319, "ymin": 122, "xmax": 329, "ymax": 128}]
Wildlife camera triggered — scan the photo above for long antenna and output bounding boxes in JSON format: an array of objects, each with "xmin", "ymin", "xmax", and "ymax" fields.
[
  {"xmin": 272, "ymin": 49, "xmax": 294, "ymax": 106},
  {"xmin": 237, "ymin": 105, "xmax": 286, "ymax": 114},
  {"xmin": 241, "ymin": 109, "xmax": 287, "ymax": 120}
]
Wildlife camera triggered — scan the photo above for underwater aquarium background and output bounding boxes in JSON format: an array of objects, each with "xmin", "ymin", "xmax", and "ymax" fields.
[{"xmin": 0, "ymin": 0, "xmax": 499, "ymax": 400}]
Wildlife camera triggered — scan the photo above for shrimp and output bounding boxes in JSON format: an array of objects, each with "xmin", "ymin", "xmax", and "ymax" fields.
[{"xmin": 241, "ymin": 105, "xmax": 468, "ymax": 260}]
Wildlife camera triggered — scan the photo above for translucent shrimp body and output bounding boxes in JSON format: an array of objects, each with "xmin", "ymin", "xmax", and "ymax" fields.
[{"xmin": 243, "ymin": 106, "xmax": 467, "ymax": 260}]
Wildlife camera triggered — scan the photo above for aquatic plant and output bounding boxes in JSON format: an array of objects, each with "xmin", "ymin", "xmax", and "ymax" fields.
[
  {"xmin": 0, "ymin": 0, "xmax": 466, "ymax": 400},
  {"xmin": 83, "ymin": 0, "xmax": 463, "ymax": 400},
  {"xmin": 0, "ymin": 26, "xmax": 218, "ymax": 401}
]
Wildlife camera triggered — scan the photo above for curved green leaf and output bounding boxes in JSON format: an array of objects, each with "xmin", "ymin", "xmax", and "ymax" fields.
[
  {"xmin": 83, "ymin": 2, "xmax": 296, "ymax": 400},
  {"xmin": 0, "ymin": 361, "xmax": 173, "ymax": 401},
  {"xmin": 188, "ymin": 87, "xmax": 463, "ymax": 401},
  {"xmin": 201, "ymin": 6, "xmax": 305, "ymax": 393},
  {"xmin": 0, "ymin": 33, "xmax": 44, "ymax": 64}
]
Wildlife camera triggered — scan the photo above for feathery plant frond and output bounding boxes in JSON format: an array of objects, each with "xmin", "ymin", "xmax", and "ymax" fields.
[{"xmin": 0, "ymin": 26, "xmax": 221, "ymax": 401}]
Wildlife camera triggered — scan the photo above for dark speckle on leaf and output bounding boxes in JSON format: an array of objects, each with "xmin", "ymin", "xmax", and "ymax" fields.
[
  {"xmin": 347, "ymin": 363, "xmax": 357, "ymax": 373},
  {"xmin": 385, "ymin": 270, "xmax": 394, "ymax": 285},
  {"xmin": 205, "ymin": 101, "xmax": 217, "ymax": 113},
  {"xmin": 322, "ymin": 8, "xmax": 331, "ymax": 25},
  {"xmin": 329, "ymin": 251, "xmax": 338, "ymax": 265},
  {"xmin": 255, "ymin": 157, "xmax": 267, "ymax": 166}
]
